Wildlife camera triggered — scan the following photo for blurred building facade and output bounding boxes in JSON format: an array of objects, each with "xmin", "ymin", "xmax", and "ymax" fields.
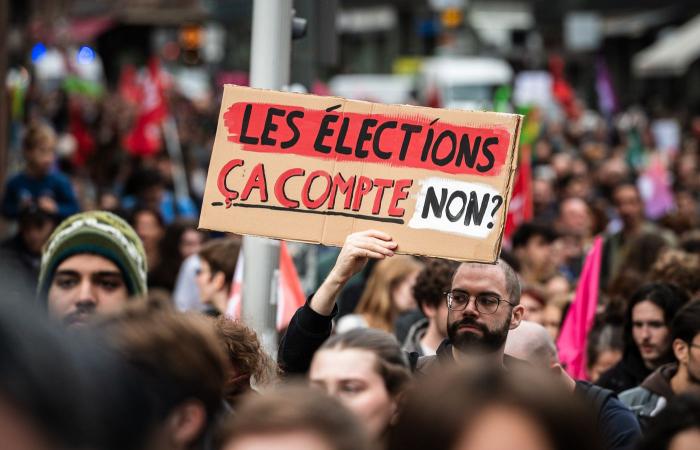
[{"xmin": 7, "ymin": 0, "xmax": 700, "ymax": 109}]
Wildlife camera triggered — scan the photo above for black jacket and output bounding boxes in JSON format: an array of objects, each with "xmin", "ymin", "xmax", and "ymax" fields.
[
  {"xmin": 597, "ymin": 352, "xmax": 653, "ymax": 394},
  {"xmin": 278, "ymin": 299, "xmax": 337, "ymax": 374},
  {"xmin": 576, "ymin": 381, "xmax": 642, "ymax": 450},
  {"xmin": 278, "ymin": 300, "xmax": 526, "ymax": 374}
]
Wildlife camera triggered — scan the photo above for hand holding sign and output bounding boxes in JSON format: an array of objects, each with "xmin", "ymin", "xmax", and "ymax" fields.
[
  {"xmin": 200, "ymin": 86, "xmax": 522, "ymax": 263},
  {"xmin": 313, "ymin": 230, "xmax": 397, "ymax": 316}
]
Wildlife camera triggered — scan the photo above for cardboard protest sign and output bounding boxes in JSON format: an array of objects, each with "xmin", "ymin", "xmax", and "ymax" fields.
[{"xmin": 200, "ymin": 85, "xmax": 522, "ymax": 263}]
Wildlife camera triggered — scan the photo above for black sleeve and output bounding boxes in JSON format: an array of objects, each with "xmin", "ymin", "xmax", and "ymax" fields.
[
  {"xmin": 278, "ymin": 295, "xmax": 337, "ymax": 375},
  {"xmin": 599, "ymin": 395, "xmax": 642, "ymax": 450}
]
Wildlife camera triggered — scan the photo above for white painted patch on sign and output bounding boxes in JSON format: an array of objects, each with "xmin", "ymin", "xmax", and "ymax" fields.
[{"xmin": 409, "ymin": 178, "xmax": 504, "ymax": 239}]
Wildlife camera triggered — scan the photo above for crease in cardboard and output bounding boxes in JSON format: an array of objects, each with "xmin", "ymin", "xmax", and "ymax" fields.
[{"xmin": 321, "ymin": 98, "xmax": 346, "ymax": 245}]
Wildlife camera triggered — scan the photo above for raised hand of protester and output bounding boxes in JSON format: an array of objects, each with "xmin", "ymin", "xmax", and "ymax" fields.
[{"xmin": 311, "ymin": 230, "xmax": 397, "ymax": 315}]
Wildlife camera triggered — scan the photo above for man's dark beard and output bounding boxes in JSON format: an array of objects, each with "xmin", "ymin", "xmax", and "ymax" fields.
[{"xmin": 447, "ymin": 315, "xmax": 511, "ymax": 354}]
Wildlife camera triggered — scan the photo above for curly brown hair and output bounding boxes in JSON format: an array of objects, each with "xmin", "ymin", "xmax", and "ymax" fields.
[
  {"xmin": 412, "ymin": 258, "xmax": 459, "ymax": 312},
  {"xmin": 214, "ymin": 316, "xmax": 278, "ymax": 401},
  {"xmin": 649, "ymin": 250, "xmax": 700, "ymax": 296}
]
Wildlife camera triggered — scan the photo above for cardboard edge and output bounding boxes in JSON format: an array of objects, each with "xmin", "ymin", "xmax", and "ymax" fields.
[
  {"xmin": 492, "ymin": 114, "xmax": 524, "ymax": 262},
  {"xmin": 201, "ymin": 85, "xmax": 524, "ymax": 264}
]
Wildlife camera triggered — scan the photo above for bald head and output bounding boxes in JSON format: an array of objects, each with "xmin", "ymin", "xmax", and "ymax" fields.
[{"xmin": 505, "ymin": 321, "xmax": 558, "ymax": 369}]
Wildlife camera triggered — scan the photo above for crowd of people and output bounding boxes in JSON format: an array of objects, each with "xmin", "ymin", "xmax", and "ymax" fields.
[{"xmin": 2, "ymin": 59, "xmax": 700, "ymax": 450}]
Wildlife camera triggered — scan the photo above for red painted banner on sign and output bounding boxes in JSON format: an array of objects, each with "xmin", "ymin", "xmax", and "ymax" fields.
[{"xmin": 223, "ymin": 102, "xmax": 511, "ymax": 176}]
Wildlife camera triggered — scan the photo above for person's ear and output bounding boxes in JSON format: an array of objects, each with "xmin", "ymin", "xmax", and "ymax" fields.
[
  {"xmin": 389, "ymin": 392, "xmax": 404, "ymax": 426},
  {"xmin": 673, "ymin": 338, "xmax": 689, "ymax": 365},
  {"xmin": 509, "ymin": 304, "xmax": 525, "ymax": 329},
  {"xmin": 212, "ymin": 271, "xmax": 226, "ymax": 292},
  {"xmin": 422, "ymin": 302, "xmax": 437, "ymax": 319},
  {"xmin": 166, "ymin": 400, "xmax": 207, "ymax": 449}
]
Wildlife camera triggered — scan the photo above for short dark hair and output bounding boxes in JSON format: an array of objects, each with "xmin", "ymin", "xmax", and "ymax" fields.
[
  {"xmin": 671, "ymin": 300, "xmax": 700, "ymax": 344},
  {"xmin": 217, "ymin": 385, "xmax": 370, "ymax": 450},
  {"xmin": 198, "ymin": 237, "xmax": 242, "ymax": 286},
  {"xmin": 412, "ymin": 258, "xmax": 459, "ymax": 311},
  {"xmin": 458, "ymin": 259, "xmax": 521, "ymax": 305},
  {"xmin": 512, "ymin": 222, "xmax": 557, "ymax": 249}
]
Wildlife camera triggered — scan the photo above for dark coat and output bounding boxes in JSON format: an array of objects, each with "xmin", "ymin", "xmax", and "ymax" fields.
[
  {"xmin": 576, "ymin": 381, "xmax": 642, "ymax": 450},
  {"xmin": 279, "ymin": 300, "xmax": 526, "ymax": 375},
  {"xmin": 597, "ymin": 352, "xmax": 653, "ymax": 394}
]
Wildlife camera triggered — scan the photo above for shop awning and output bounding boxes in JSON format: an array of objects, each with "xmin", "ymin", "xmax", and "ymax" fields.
[{"xmin": 634, "ymin": 14, "xmax": 700, "ymax": 77}]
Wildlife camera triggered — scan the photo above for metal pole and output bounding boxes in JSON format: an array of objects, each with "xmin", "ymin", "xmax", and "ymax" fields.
[
  {"xmin": 243, "ymin": 0, "xmax": 293, "ymax": 356},
  {"xmin": 0, "ymin": 0, "xmax": 9, "ymax": 200}
]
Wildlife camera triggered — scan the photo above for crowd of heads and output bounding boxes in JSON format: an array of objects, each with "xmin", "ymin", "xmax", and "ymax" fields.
[{"xmin": 3, "ymin": 52, "xmax": 700, "ymax": 450}]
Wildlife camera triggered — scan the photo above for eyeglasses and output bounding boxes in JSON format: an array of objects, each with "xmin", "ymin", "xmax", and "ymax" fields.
[{"xmin": 444, "ymin": 291, "xmax": 515, "ymax": 314}]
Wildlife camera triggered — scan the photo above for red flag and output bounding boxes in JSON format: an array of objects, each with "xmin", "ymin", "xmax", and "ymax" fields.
[
  {"xmin": 123, "ymin": 58, "xmax": 168, "ymax": 157},
  {"xmin": 504, "ymin": 144, "xmax": 533, "ymax": 242},
  {"xmin": 225, "ymin": 252, "xmax": 244, "ymax": 320},
  {"xmin": 224, "ymin": 241, "xmax": 305, "ymax": 331},
  {"xmin": 276, "ymin": 241, "xmax": 306, "ymax": 331},
  {"xmin": 556, "ymin": 236, "xmax": 604, "ymax": 380},
  {"xmin": 118, "ymin": 64, "xmax": 141, "ymax": 104}
]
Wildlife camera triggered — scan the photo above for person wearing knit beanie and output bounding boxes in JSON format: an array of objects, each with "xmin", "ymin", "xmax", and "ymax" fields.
[{"xmin": 38, "ymin": 211, "xmax": 147, "ymax": 326}]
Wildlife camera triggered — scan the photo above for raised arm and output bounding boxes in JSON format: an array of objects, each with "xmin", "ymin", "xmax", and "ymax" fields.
[{"xmin": 278, "ymin": 230, "xmax": 397, "ymax": 374}]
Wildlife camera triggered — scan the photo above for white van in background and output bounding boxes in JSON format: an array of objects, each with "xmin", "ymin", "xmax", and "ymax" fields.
[
  {"xmin": 417, "ymin": 57, "xmax": 513, "ymax": 111},
  {"xmin": 328, "ymin": 74, "xmax": 415, "ymax": 104}
]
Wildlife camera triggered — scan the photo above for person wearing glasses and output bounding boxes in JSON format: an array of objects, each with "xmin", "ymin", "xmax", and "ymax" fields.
[
  {"xmin": 619, "ymin": 300, "xmax": 700, "ymax": 429},
  {"xmin": 279, "ymin": 229, "xmax": 526, "ymax": 375}
]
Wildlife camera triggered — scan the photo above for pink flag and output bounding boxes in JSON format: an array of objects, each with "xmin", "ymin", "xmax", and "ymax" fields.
[
  {"xmin": 556, "ymin": 236, "xmax": 604, "ymax": 380},
  {"xmin": 639, "ymin": 154, "xmax": 675, "ymax": 220}
]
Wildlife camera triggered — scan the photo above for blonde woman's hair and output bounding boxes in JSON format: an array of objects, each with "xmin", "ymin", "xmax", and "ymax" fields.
[{"xmin": 355, "ymin": 255, "xmax": 423, "ymax": 332}]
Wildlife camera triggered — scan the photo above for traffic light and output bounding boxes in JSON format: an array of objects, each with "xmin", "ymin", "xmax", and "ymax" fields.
[{"xmin": 179, "ymin": 24, "xmax": 202, "ymax": 65}]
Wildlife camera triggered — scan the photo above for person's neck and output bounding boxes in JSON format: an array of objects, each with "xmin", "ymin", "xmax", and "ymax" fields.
[
  {"xmin": 670, "ymin": 364, "xmax": 699, "ymax": 396},
  {"xmin": 420, "ymin": 321, "xmax": 445, "ymax": 355},
  {"xmin": 25, "ymin": 166, "xmax": 46, "ymax": 179},
  {"xmin": 211, "ymin": 290, "xmax": 229, "ymax": 315},
  {"xmin": 145, "ymin": 246, "xmax": 160, "ymax": 269},
  {"xmin": 623, "ymin": 220, "xmax": 643, "ymax": 236},
  {"xmin": 451, "ymin": 345, "xmax": 505, "ymax": 368}
]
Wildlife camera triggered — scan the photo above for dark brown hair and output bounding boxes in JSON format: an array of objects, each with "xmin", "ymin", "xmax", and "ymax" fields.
[
  {"xmin": 412, "ymin": 257, "xmax": 459, "ymax": 311},
  {"xmin": 99, "ymin": 298, "xmax": 228, "ymax": 421},
  {"xmin": 389, "ymin": 365, "xmax": 602, "ymax": 450},
  {"xmin": 217, "ymin": 384, "xmax": 372, "ymax": 450},
  {"xmin": 319, "ymin": 328, "xmax": 411, "ymax": 398},
  {"xmin": 649, "ymin": 250, "xmax": 700, "ymax": 296},
  {"xmin": 198, "ymin": 236, "xmax": 242, "ymax": 286},
  {"xmin": 214, "ymin": 316, "xmax": 278, "ymax": 404}
]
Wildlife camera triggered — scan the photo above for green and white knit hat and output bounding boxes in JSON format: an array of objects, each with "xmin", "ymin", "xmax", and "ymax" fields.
[{"xmin": 38, "ymin": 211, "xmax": 148, "ymax": 298}]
